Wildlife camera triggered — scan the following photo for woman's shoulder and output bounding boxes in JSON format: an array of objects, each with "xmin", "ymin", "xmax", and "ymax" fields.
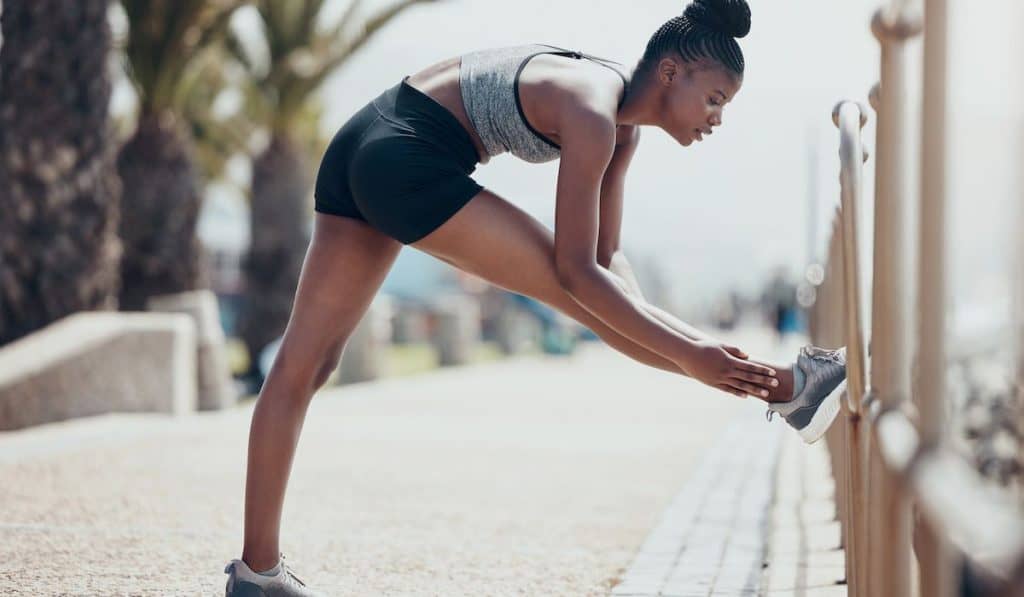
[
  {"xmin": 543, "ymin": 59, "xmax": 625, "ymax": 118},
  {"xmin": 557, "ymin": 68, "xmax": 636, "ymax": 149}
]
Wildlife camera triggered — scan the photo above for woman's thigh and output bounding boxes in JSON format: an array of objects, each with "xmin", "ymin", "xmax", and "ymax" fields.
[
  {"xmin": 272, "ymin": 213, "xmax": 402, "ymax": 385},
  {"xmin": 409, "ymin": 189, "xmax": 626, "ymax": 338}
]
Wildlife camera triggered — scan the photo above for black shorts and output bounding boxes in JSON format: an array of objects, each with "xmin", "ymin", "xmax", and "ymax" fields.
[{"xmin": 313, "ymin": 76, "xmax": 485, "ymax": 245}]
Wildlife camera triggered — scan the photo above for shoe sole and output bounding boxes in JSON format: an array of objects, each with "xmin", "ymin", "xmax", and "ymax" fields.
[
  {"xmin": 796, "ymin": 380, "xmax": 845, "ymax": 444},
  {"xmin": 226, "ymin": 580, "xmax": 265, "ymax": 597}
]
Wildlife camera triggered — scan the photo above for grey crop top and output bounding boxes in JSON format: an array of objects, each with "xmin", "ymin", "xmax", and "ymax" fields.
[{"xmin": 459, "ymin": 43, "xmax": 629, "ymax": 164}]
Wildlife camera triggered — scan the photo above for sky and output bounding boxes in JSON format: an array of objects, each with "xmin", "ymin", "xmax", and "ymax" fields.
[
  {"xmin": 163, "ymin": 0, "xmax": 1024, "ymax": 324},
  {"xmin": 316, "ymin": 0, "xmax": 884, "ymax": 310},
  {"xmin": 308, "ymin": 0, "xmax": 1023, "ymax": 318}
]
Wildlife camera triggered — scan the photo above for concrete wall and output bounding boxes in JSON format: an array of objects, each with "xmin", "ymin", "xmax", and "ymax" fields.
[
  {"xmin": 148, "ymin": 290, "xmax": 236, "ymax": 410},
  {"xmin": 0, "ymin": 312, "xmax": 197, "ymax": 431}
]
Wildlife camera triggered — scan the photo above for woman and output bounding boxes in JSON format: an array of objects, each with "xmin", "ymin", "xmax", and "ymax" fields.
[{"xmin": 224, "ymin": 0, "xmax": 847, "ymax": 594}]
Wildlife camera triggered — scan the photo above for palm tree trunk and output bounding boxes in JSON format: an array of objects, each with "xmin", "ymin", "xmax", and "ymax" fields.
[
  {"xmin": 117, "ymin": 111, "xmax": 208, "ymax": 311},
  {"xmin": 0, "ymin": 0, "xmax": 122, "ymax": 346},
  {"xmin": 236, "ymin": 134, "xmax": 312, "ymax": 374}
]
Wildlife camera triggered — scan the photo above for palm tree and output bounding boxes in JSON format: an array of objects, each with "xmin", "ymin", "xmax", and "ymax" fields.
[
  {"xmin": 117, "ymin": 0, "xmax": 245, "ymax": 310},
  {"xmin": 0, "ymin": 0, "xmax": 122, "ymax": 346},
  {"xmin": 231, "ymin": 0, "xmax": 436, "ymax": 376},
  {"xmin": 182, "ymin": 56, "xmax": 255, "ymax": 185}
]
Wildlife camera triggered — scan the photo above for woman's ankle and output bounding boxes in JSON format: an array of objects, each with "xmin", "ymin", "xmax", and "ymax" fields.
[
  {"xmin": 241, "ymin": 548, "xmax": 280, "ymax": 573},
  {"xmin": 762, "ymin": 364, "xmax": 795, "ymax": 403}
]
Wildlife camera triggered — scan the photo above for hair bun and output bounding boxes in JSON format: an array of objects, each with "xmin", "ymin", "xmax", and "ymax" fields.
[{"xmin": 683, "ymin": 0, "xmax": 751, "ymax": 38}]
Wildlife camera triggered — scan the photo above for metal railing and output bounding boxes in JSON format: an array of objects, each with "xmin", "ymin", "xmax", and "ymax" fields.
[{"xmin": 808, "ymin": 1, "xmax": 1024, "ymax": 595}]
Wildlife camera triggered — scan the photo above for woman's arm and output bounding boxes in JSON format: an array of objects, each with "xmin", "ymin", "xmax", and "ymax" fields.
[
  {"xmin": 551, "ymin": 92, "xmax": 775, "ymax": 390},
  {"xmin": 606, "ymin": 251, "xmax": 718, "ymax": 344},
  {"xmin": 607, "ymin": 251, "xmax": 646, "ymax": 300},
  {"xmin": 595, "ymin": 124, "xmax": 722, "ymax": 348},
  {"xmin": 552, "ymin": 100, "xmax": 692, "ymax": 362},
  {"xmin": 595, "ymin": 126, "xmax": 640, "ymax": 268},
  {"xmin": 593, "ymin": 123, "xmax": 720, "ymax": 350},
  {"xmin": 605, "ymin": 252, "xmax": 788, "ymax": 399}
]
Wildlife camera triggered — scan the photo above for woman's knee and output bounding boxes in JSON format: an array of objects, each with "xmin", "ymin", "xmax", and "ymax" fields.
[
  {"xmin": 311, "ymin": 340, "xmax": 346, "ymax": 390},
  {"xmin": 265, "ymin": 335, "xmax": 348, "ymax": 396}
]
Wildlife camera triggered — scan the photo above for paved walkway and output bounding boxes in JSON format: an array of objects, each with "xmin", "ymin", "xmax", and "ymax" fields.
[
  {"xmin": 610, "ymin": 409, "xmax": 843, "ymax": 593},
  {"xmin": 762, "ymin": 432, "xmax": 846, "ymax": 596},
  {"xmin": 611, "ymin": 417, "xmax": 783, "ymax": 596},
  {"xmin": 0, "ymin": 327, "xmax": 832, "ymax": 595},
  {"xmin": 611, "ymin": 406, "xmax": 846, "ymax": 597}
]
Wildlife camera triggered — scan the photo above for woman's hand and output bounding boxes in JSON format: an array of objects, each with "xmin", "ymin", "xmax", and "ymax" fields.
[
  {"xmin": 677, "ymin": 341, "xmax": 778, "ymax": 399},
  {"xmin": 720, "ymin": 344, "xmax": 748, "ymax": 359}
]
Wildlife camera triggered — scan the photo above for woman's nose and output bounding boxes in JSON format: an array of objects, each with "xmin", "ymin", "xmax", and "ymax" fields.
[{"xmin": 709, "ymin": 113, "xmax": 722, "ymax": 127}]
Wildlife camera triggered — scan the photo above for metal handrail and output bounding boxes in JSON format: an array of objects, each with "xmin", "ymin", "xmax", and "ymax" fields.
[
  {"xmin": 913, "ymin": 0, "xmax": 954, "ymax": 592},
  {"xmin": 821, "ymin": 170, "xmax": 1024, "ymax": 593},
  {"xmin": 1018, "ymin": 130, "xmax": 1024, "ymax": 470},
  {"xmin": 811, "ymin": 1, "xmax": 1024, "ymax": 594},
  {"xmin": 831, "ymin": 100, "xmax": 871, "ymax": 596},
  {"xmin": 871, "ymin": 410, "xmax": 1024, "ymax": 580},
  {"xmin": 866, "ymin": 4, "xmax": 921, "ymax": 593},
  {"xmin": 832, "ymin": 101, "xmax": 869, "ymax": 417}
]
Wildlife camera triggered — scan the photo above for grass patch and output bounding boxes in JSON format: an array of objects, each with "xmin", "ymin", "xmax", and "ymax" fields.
[
  {"xmin": 233, "ymin": 341, "xmax": 527, "ymax": 403},
  {"xmin": 385, "ymin": 340, "xmax": 511, "ymax": 377},
  {"xmin": 386, "ymin": 342, "xmax": 439, "ymax": 377}
]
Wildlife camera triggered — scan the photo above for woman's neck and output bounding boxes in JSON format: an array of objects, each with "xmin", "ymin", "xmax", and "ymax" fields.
[{"xmin": 616, "ymin": 71, "xmax": 660, "ymax": 128}]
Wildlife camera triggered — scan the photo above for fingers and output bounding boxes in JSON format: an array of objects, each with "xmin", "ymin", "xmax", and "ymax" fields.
[
  {"xmin": 722, "ymin": 345, "xmax": 748, "ymax": 359},
  {"xmin": 727, "ymin": 379, "xmax": 771, "ymax": 398},
  {"xmin": 734, "ymin": 360, "xmax": 777, "ymax": 377},
  {"xmin": 716, "ymin": 384, "xmax": 748, "ymax": 399},
  {"xmin": 729, "ymin": 370, "xmax": 780, "ymax": 390}
]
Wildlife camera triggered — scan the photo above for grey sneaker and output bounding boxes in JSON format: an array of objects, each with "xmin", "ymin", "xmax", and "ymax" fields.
[
  {"xmin": 224, "ymin": 553, "xmax": 321, "ymax": 596},
  {"xmin": 766, "ymin": 345, "xmax": 847, "ymax": 444}
]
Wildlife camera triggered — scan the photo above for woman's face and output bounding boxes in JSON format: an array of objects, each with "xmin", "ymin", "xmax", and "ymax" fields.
[{"xmin": 657, "ymin": 57, "xmax": 742, "ymax": 147}]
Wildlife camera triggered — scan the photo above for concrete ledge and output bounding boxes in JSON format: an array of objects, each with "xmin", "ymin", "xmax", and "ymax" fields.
[
  {"xmin": 0, "ymin": 312, "xmax": 197, "ymax": 431},
  {"xmin": 430, "ymin": 294, "xmax": 481, "ymax": 366},
  {"xmin": 148, "ymin": 290, "xmax": 236, "ymax": 410},
  {"xmin": 336, "ymin": 294, "xmax": 392, "ymax": 385}
]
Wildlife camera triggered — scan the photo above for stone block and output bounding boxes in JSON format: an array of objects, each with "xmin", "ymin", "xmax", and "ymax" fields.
[
  {"xmin": 336, "ymin": 295, "xmax": 392, "ymax": 385},
  {"xmin": 148, "ymin": 289, "xmax": 235, "ymax": 410},
  {"xmin": 0, "ymin": 312, "xmax": 197, "ymax": 431},
  {"xmin": 493, "ymin": 303, "xmax": 540, "ymax": 355},
  {"xmin": 430, "ymin": 294, "xmax": 481, "ymax": 366}
]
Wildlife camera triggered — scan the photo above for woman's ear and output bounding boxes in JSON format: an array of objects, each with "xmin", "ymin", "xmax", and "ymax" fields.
[{"xmin": 657, "ymin": 57, "xmax": 678, "ymax": 85}]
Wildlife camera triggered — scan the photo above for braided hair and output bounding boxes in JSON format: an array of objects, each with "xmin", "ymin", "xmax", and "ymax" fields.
[{"xmin": 638, "ymin": 0, "xmax": 751, "ymax": 79}]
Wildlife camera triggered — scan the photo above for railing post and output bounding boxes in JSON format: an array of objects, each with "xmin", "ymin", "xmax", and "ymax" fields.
[
  {"xmin": 821, "ymin": 225, "xmax": 850, "ymax": 556},
  {"xmin": 814, "ymin": 222, "xmax": 847, "ymax": 567},
  {"xmin": 833, "ymin": 100, "xmax": 870, "ymax": 597},
  {"xmin": 1017, "ymin": 122, "xmax": 1024, "ymax": 501},
  {"xmin": 916, "ymin": 0, "xmax": 956, "ymax": 594},
  {"xmin": 867, "ymin": 6, "xmax": 922, "ymax": 595},
  {"xmin": 832, "ymin": 102, "xmax": 870, "ymax": 423}
]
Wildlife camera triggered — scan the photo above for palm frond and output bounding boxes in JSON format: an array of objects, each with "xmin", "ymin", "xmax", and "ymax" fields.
[
  {"xmin": 324, "ymin": 0, "xmax": 365, "ymax": 43},
  {"xmin": 296, "ymin": 0, "xmax": 437, "ymax": 105},
  {"xmin": 231, "ymin": 0, "xmax": 439, "ymax": 131},
  {"xmin": 122, "ymin": 0, "xmax": 249, "ymax": 113}
]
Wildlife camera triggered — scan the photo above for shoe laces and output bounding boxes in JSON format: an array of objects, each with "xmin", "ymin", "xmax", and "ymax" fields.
[
  {"xmin": 807, "ymin": 346, "xmax": 844, "ymax": 365},
  {"xmin": 278, "ymin": 553, "xmax": 307, "ymax": 588}
]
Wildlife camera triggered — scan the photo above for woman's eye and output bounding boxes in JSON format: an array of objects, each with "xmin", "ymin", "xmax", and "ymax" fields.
[{"xmin": 708, "ymin": 98, "xmax": 720, "ymax": 106}]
